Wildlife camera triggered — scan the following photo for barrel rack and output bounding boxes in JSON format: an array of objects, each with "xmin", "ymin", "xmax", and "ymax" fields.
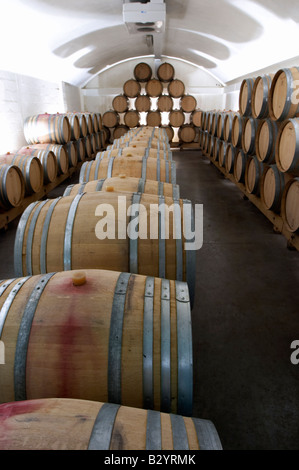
[{"xmin": 206, "ymin": 154, "xmax": 299, "ymax": 252}]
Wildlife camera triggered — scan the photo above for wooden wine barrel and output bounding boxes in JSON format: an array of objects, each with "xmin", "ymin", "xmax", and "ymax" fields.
[
  {"xmin": 252, "ymin": 74, "xmax": 274, "ymax": 119},
  {"xmin": 191, "ymin": 110, "xmax": 203, "ymax": 128},
  {"xmin": 94, "ymin": 133, "xmax": 101, "ymax": 152},
  {"xmin": 180, "ymin": 95, "xmax": 197, "ymax": 113},
  {"xmin": 255, "ymin": 119, "xmax": 280, "ymax": 164},
  {"xmin": 102, "ymin": 111, "xmax": 119, "ymax": 128},
  {"xmin": 17, "ymin": 148, "xmax": 58, "ymax": 184},
  {"xmin": 178, "ymin": 125, "xmax": 196, "ymax": 143},
  {"xmin": 21, "ymin": 143, "xmax": 73, "ymax": 171},
  {"xmin": 123, "ymin": 79, "xmax": 141, "ymax": 98},
  {"xmin": 0, "ymin": 163, "xmax": 25, "ymax": 210},
  {"xmin": 112, "ymin": 95, "xmax": 129, "ymax": 114},
  {"xmin": 145, "ymin": 79, "xmax": 163, "ymax": 98},
  {"xmin": 0, "ymin": 153, "xmax": 43, "ymax": 195},
  {"xmin": 209, "ymin": 112, "xmax": 218, "ymax": 137},
  {"xmin": 90, "ymin": 113, "xmax": 99, "ymax": 133},
  {"xmin": 157, "ymin": 95, "xmax": 173, "ymax": 112},
  {"xmin": 83, "ymin": 113, "xmax": 93, "ymax": 135},
  {"xmin": 97, "ymin": 113, "xmax": 103, "ymax": 131},
  {"xmin": 161, "ymin": 126, "xmax": 174, "ymax": 143},
  {"xmin": 73, "ymin": 138, "xmax": 86, "ymax": 163},
  {"xmin": 65, "ymin": 142, "xmax": 79, "ymax": 168},
  {"xmin": 14, "ymin": 192, "xmax": 195, "ymax": 305},
  {"xmin": 260, "ymin": 164, "xmax": 287, "ymax": 212},
  {"xmin": 157, "ymin": 62, "xmax": 175, "ymax": 82},
  {"xmin": 225, "ymin": 143, "xmax": 237, "ymax": 174},
  {"xmin": 281, "ymin": 177, "xmax": 299, "ymax": 232},
  {"xmin": 79, "ymin": 157, "xmax": 176, "ymax": 184},
  {"xmin": 275, "ymin": 118, "xmax": 299, "ymax": 175},
  {"xmin": 207, "ymin": 135, "xmax": 214, "ymax": 158},
  {"xmin": 231, "ymin": 114, "xmax": 245, "ymax": 148},
  {"xmin": 206, "ymin": 112, "xmax": 213, "ymax": 134},
  {"xmin": 133, "ymin": 62, "xmax": 152, "ymax": 82},
  {"xmin": 146, "ymin": 111, "xmax": 162, "ymax": 127},
  {"xmin": 69, "ymin": 113, "xmax": 87, "ymax": 138},
  {"xmin": 242, "ymin": 117, "xmax": 258, "ymax": 155},
  {"xmin": 217, "ymin": 113, "xmax": 226, "ymax": 139},
  {"xmin": 0, "ymin": 269, "xmax": 193, "ymax": 415},
  {"xmin": 135, "ymin": 95, "xmax": 151, "ymax": 113},
  {"xmin": 96, "ymin": 146, "xmax": 171, "ymax": 161},
  {"xmin": 223, "ymin": 112, "xmax": 237, "ymax": 142},
  {"xmin": 113, "ymin": 125, "xmax": 130, "ymax": 140},
  {"xmin": 124, "ymin": 110, "xmax": 140, "ymax": 128},
  {"xmin": 88, "ymin": 134, "xmax": 97, "ymax": 155},
  {"xmin": 63, "ymin": 113, "xmax": 80, "ymax": 141},
  {"xmin": 101, "ymin": 127, "xmax": 110, "ymax": 147},
  {"xmin": 239, "ymin": 78, "xmax": 256, "ymax": 117},
  {"xmin": 212, "ymin": 137, "xmax": 220, "ymax": 162},
  {"xmin": 63, "ymin": 176, "xmax": 180, "ymax": 199},
  {"xmin": 245, "ymin": 155, "xmax": 264, "ymax": 195},
  {"xmin": 169, "ymin": 110, "xmax": 185, "ymax": 127},
  {"xmin": 234, "ymin": 149, "xmax": 248, "ymax": 183},
  {"xmin": 82, "ymin": 136, "xmax": 93, "ymax": 159},
  {"xmin": 269, "ymin": 67, "xmax": 299, "ymax": 121},
  {"xmin": 0, "ymin": 398, "xmax": 222, "ymax": 450},
  {"xmin": 168, "ymin": 79, "xmax": 185, "ymax": 98},
  {"xmin": 24, "ymin": 114, "xmax": 71, "ymax": 145},
  {"xmin": 218, "ymin": 141, "xmax": 228, "ymax": 168}
]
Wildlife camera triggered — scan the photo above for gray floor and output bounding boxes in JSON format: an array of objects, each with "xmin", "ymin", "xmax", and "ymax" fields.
[{"xmin": 0, "ymin": 149, "xmax": 299, "ymax": 450}]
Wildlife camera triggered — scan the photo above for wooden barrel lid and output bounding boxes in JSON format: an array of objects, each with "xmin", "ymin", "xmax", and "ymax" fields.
[
  {"xmin": 283, "ymin": 178, "xmax": 299, "ymax": 232},
  {"xmin": 135, "ymin": 95, "xmax": 151, "ymax": 112},
  {"xmin": 112, "ymin": 95, "xmax": 129, "ymax": 113},
  {"xmin": 168, "ymin": 79, "xmax": 185, "ymax": 98},
  {"xmin": 239, "ymin": 78, "xmax": 255, "ymax": 116},
  {"xmin": 276, "ymin": 119, "xmax": 297, "ymax": 172},
  {"xmin": 133, "ymin": 62, "xmax": 152, "ymax": 82},
  {"xmin": 124, "ymin": 110, "xmax": 140, "ymax": 128},
  {"xmin": 178, "ymin": 125, "xmax": 196, "ymax": 143},
  {"xmin": 123, "ymin": 79, "xmax": 141, "ymax": 98},
  {"xmin": 261, "ymin": 165, "xmax": 276, "ymax": 209},
  {"xmin": 0, "ymin": 164, "xmax": 24, "ymax": 207},
  {"xmin": 245, "ymin": 157, "xmax": 259, "ymax": 193},
  {"xmin": 252, "ymin": 75, "xmax": 274, "ymax": 119},
  {"xmin": 113, "ymin": 125, "xmax": 130, "ymax": 140},
  {"xmin": 234, "ymin": 150, "xmax": 247, "ymax": 182},
  {"xmin": 157, "ymin": 95, "xmax": 173, "ymax": 112},
  {"xmin": 180, "ymin": 95, "xmax": 197, "ymax": 113},
  {"xmin": 169, "ymin": 110, "xmax": 185, "ymax": 127},
  {"xmin": 191, "ymin": 110, "xmax": 203, "ymax": 127},
  {"xmin": 157, "ymin": 62, "xmax": 175, "ymax": 82},
  {"xmin": 145, "ymin": 79, "xmax": 163, "ymax": 97},
  {"xmin": 102, "ymin": 111, "xmax": 119, "ymax": 128},
  {"xmin": 146, "ymin": 111, "xmax": 161, "ymax": 127}
]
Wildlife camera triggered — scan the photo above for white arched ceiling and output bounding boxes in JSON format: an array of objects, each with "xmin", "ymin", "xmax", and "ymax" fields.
[{"xmin": 1, "ymin": 0, "xmax": 299, "ymax": 88}]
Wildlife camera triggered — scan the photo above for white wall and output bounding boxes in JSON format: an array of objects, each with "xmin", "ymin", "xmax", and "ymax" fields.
[{"xmin": 0, "ymin": 71, "xmax": 84, "ymax": 155}]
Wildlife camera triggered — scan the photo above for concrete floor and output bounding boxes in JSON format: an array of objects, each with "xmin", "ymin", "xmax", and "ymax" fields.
[{"xmin": 0, "ymin": 149, "xmax": 299, "ymax": 450}]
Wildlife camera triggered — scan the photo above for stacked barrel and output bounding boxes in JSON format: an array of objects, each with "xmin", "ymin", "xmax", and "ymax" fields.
[
  {"xmin": 199, "ymin": 66, "xmax": 299, "ymax": 234},
  {"xmin": 102, "ymin": 62, "xmax": 200, "ymax": 145},
  {"xmin": 1, "ymin": 124, "xmax": 222, "ymax": 450},
  {"xmin": 0, "ymin": 112, "xmax": 104, "ymax": 217}
]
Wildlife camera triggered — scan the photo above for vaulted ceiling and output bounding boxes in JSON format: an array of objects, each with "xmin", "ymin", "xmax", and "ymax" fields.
[{"xmin": 1, "ymin": 0, "xmax": 299, "ymax": 88}]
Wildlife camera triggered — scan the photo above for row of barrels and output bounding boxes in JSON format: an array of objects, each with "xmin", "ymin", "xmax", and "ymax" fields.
[
  {"xmin": 112, "ymin": 93, "xmax": 198, "ymax": 114},
  {"xmin": 200, "ymin": 129, "xmax": 299, "ymax": 233},
  {"xmin": 123, "ymin": 77, "xmax": 187, "ymax": 99},
  {"xmin": 239, "ymin": 66, "xmax": 299, "ymax": 121},
  {"xmin": 0, "ymin": 125, "xmax": 222, "ymax": 449},
  {"xmin": 0, "ymin": 132, "xmax": 103, "ymax": 211},
  {"xmin": 133, "ymin": 61, "xmax": 176, "ymax": 83}
]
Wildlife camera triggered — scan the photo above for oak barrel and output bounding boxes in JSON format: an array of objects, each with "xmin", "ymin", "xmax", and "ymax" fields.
[
  {"xmin": 218, "ymin": 140, "xmax": 228, "ymax": 168},
  {"xmin": 79, "ymin": 156, "xmax": 176, "ymax": 184},
  {"xmin": 260, "ymin": 164, "xmax": 287, "ymax": 212},
  {"xmin": 0, "ymin": 153, "xmax": 43, "ymax": 195},
  {"xmin": 96, "ymin": 146, "xmax": 172, "ymax": 160},
  {"xmin": 17, "ymin": 148, "xmax": 58, "ymax": 184},
  {"xmin": 64, "ymin": 113, "xmax": 80, "ymax": 140},
  {"xmin": 281, "ymin": 177, "xmax": 299, "ymax": 232},
  {"xmin": 133, "ymin": 62, "xmax": 152, "ymax": 82},
  {"xmin": 223, "ymin": 112, "xmax": 237, "ymax": 142},
  {"xmin": 161, "ymin": 126, "xmax": 174, "ymax": 143},
  {"xmin": 269, "ymin": 67, "xmax": 299, "ymax": 121},
  {"xmin": 113, "ymin": 125, "xmax": 130, "ymax": 140},
  {"xmin": 112, "ymin": 95, "xmax": 129, "ymax": 113},
  {"xmin": 123, "ymin": 79, "xmax": 141, "ymax": 98},
  {"xmin": 63, "ymin": 176, "xmax": 180, "ymax": 199},
  {"xmin": 0, "ymin": 164, "xmax": 25, "ymax": 210},
  {"xmin": 157, "ymin": 62, "xmax": 175, "ymax": 82},
  {"xmin": 14, "ymin": 192, "xmax": 195, "ymax": 304},
  {"xmin": 245, "ymin": 155, "xmax": 264, "ymax": 195},
  {"xmin": 0, "ymin": 269, "xmax": 193, "ymax": 415},
  {"xmin": 135, "ymin": 95, "xmax": 151, "ymax": 113},
  {"xmin": 239, "ymin": 78, "xmax": 256, "ymax": 117},
  {"xmin": 242, "ymin": 117, "xmax": 258, "ymax": 155},
  {"xmin": 233, "ymin": 149, "xmax": 248, "ymax": 183},
  {"xmin": 255, "ymin": 119, "xmax": 280, "ymax": 164},
  {"xmin": 0, "ymin": 398, "xmax": 222, "ymax": 450},
  {"xmin": 225, "ymin": 143, "xmax": 237, "ymax": 174},
  {"xmin": 231, "ymin": 114, "xmax": 245, "ymax": 148},
  {"xmin": 146, "ymin": 111, "xmax": 162, "ymax": 127},
  {"xmin": 275, "ymin": 118, "xmax": 299, "ymax": 175},
  {"xmin": 252, "ymin": 74, "xmax": 274, "ymax": 119},
  {"xmin": 157, "ymin": 95, "xmax": 173, "ymax": 112},
  {"xmin": 145, "ymin": 79, "xmax": 163, "ymax": 98},
  {"xmin": 169, "ymin": 110, "xmax": 185, "ymax": 128},
  {"xmin": 102, "ymin": 111, "xmax": 119, "ymax": 128},
  {"xmin": 191, "ymin": 110, "xmax": 203, "ymax": 128},
  {"xmin": 24, "ymin": 114, "xmax": 71, "ymax": 145},
  {"xmin": 178, "ymin": 125, "xmax": 196, "ymax": 143},
  {"xmin": 124, "ymin": 110, "xmax": 140, "ymax": 128},
  {"xmin": 168, "ymin": 79, "xmax": 185, "ymax": 98},
  {"xmin": 180, "ymin": 95, "xmax": 197, "ymax": 113},
  {"xmin": 212, "ymin": 137, "xmax": 220, "ymax": 162}
]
